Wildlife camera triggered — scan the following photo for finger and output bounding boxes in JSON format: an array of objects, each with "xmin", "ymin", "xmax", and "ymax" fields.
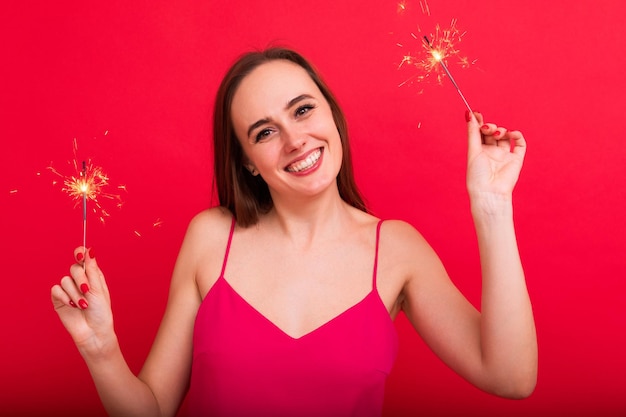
[
  {"xmin": 51, "ymin": 283, "xmax": 79, "ymax": 309},
  {"xmin": 467, "ymin": 111, "xmax": 483, "ymax": 156},
  {"xmin": 83, "ymin": 248, "xmax": 109, "ymax": 296},
  {"xmin": 69, "ymin": 246, "xmax": 93, "ymax": 299},
  {"xmin": 70, "ymin": 247, "xmax": 102, "ymax": 295},
  {"xmin": 474, "ymin": 111, "xmax": 484, "ymax": 126},
  {"xmin": 507, "ymin": 130, "xmax": 527, "ymax": 157},
  {"xmin": 74, "ymin": 246, "xmax": 87, "ymax": 266},
  {"xmin": 480, "ymin": 123, "xmax": 498, "ymax": 146},
  {"xmin": 59, "ymin": 275, "xmax": 89, "ymax": 310},
  {"xmin": 495, "ymin": 128, "xmax": 510, "ymax": 149}
]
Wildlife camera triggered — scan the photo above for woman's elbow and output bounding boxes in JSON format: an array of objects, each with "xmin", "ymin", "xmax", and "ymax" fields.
[{"xmin": 490, "ymin": 372, "xmax": 537, "ymax": 399}]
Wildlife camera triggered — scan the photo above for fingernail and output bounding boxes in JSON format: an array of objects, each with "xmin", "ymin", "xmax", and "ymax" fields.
[
  {"xmin": 78, "ymin": 299, "xmax": 88, "ymax": 310},
  {"xmin": 76, "ymin": 252, "xmax": 84, "ymax": 261},
  {"xmin": 69, "ymin": 300, "xmax": 77, "ymax": 308},
  {"xmin": 80, "ymin": 283, "xmax": 90, "ymax": 294},
  {"xmin": 481, "ymin": 124, "xmax": 489, "ymax": 130},
  {"xmin": 88, "ymin": 248, "xmax": 95, "ymax": 258},
  {"xmin": 465, "ymin": 110, "xmax": 471, "ymax": 122},
  {"xmin": 494, "ymin": 130, "xmax": 501, "ymax": 137}
]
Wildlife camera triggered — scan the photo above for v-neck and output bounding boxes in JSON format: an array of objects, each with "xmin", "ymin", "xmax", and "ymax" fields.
[{"xmin": 216, "ymin": 275, "xmax": 378, "ymax": 340}]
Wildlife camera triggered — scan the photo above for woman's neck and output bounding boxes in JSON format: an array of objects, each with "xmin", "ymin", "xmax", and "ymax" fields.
[{"xmin": 263, "ymin": 191, "xmax": 355, "ymax": 250}]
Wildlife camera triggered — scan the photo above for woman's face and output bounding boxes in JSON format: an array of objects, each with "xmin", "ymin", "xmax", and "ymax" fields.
[{"xmin": 231, "ymin": 60, "xmax": 343, "ymax": 203}]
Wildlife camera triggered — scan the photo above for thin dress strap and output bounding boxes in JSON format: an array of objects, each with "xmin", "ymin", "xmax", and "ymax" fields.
[
  {"xmin": 219, "ymin": 216, "xmax": 236, "ymax": 278},
  {"xmin": 372, "ymin": 219, "xmax": 384, "ymax": 289}
]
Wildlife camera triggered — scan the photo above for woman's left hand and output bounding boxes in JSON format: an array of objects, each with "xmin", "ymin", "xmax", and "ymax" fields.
[{"xmin": 466, "ymin": 111, "xmax": 527, "ymax": 202}]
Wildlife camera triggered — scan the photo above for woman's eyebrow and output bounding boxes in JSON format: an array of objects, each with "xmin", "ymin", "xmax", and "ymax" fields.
[
  {"xmin": 247, "ymin": 94, "xmax": 315, "ymax": 138},
  {"xmin": 247, "ymin": 118, "xmax": 270, "ymax": 138},
  {"xmin": 286, "ymin": 94, "xmax": 314, "ymax": 109}
]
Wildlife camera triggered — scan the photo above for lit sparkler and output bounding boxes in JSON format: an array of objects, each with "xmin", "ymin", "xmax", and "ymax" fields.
[
  {"xmin": 397, "ymin": 15, "xmax": 476, "ymax": 114},
  {"xmin": 47, "ymin": 139, "xmax": 124, "ymax": 253},
  {"xmin": 423, "ymin": 34, "xmax": 473, "ymax": 114}
]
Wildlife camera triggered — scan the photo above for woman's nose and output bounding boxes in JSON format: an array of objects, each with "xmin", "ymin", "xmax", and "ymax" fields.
[{"xmin": 282, "ymin": 125, "xmax": 306, "ymax": 152}]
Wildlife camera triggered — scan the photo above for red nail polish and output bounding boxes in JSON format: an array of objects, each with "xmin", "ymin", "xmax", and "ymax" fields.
[
  {"xmin": 69, "ymin": 300, "xmax": 77, "ymax": 308},
  {"xmin": 465, "ymin": 110, "xmax": 471, "ymax": 122},
  {"xmin": 481, "ymin": 124, "xmax": 489, "ymax": 130},
  {"xmin": 80, "ymin": 283, "xmax": 90, "ymax": 294},
  {"xmin": 76, "ymin": 252, "xmax": 84, "ymax": 261},
  {"xmin": 88, "ymin": 248, "xmax": 95, "ymax": 258},
  {"xmin": 494, "ymin": 131, "xmax": 501, "ymax": 137},
  {"xmin": 78, "ymin": 299, "xmax": 88, "ymax": 309}
]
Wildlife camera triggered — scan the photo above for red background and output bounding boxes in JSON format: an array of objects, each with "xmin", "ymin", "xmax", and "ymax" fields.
[{"xmin": 2, "ymin": 1, "xmax": 625, "ymax": 416}]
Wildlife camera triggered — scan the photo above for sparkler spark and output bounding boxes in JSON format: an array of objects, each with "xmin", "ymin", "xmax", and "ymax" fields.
[
  {"xmin": 395, "ymin": 6, "xmax": 477, "ymax": 115},
  {"xmin": 132, "ymin": 219, "xmax": 164, "ymax": 239},
  {"xmin": 47, "ymin": 139, "xmax": 123, "ymax": 226},
  {"xmin": 48, "ymin": 159, "xmax": 120, "ymax": 223},
  {"xmin": 397, "ymin": 1, "xmax": 408, "ymax": 14},
  {"xmin": 423, "ymin": 35, "xmax": 473, "ymax": 114},
  {"xmin": 398, "ymin": 19, "xmax": 472, "ymax": 87}
]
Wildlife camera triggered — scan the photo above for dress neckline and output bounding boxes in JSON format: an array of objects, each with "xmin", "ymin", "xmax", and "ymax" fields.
[{"xmin": 216, "ymin": 275, "xmax": 380, "ymax": 340}]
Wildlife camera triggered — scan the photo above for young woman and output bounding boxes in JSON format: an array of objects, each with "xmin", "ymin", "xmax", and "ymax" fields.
[{"xmin": 51, "ymin": 47, "xmax": 537, "ymax": 417}]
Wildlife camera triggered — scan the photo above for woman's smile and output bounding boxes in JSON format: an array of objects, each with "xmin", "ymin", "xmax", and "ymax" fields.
[{"xmin": 285, "ymin": 148, "xmax": 323, "ymax": 174}]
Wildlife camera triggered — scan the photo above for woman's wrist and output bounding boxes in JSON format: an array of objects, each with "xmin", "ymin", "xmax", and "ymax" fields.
[
  {"xmin": 77, "ymin": 331, "xmax": 120, "ymax": 363},
  {"xmin": 469, "ymin": 191, "xmax": 514, "ymax": 221}
]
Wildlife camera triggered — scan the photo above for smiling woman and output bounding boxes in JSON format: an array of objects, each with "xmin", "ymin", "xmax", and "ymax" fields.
[
  {"xmin": 231, "ymin": 60, "xmax": 346, "ymax": 209},
  {"xmin": 213, "ymin": 48, "xmax": 367, "ymax": 228},
  {"xmin": 51, "ymin": 47, "xmax": 537, "ymax": 417}
]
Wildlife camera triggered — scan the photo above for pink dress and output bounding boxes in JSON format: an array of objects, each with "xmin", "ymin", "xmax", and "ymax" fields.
[{"xmin": 187, "ymin": 219, "xmax": 398, "ymax": 416}]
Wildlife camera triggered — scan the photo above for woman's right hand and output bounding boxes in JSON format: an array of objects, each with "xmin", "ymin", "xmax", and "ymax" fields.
[{"xmin": 51, "ymin": 247, "xmax": 117, "ymax": 358}]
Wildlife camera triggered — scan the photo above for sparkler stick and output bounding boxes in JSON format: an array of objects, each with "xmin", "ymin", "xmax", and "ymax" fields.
[
  {"xmin": 423, "ymin": 35, "xmax": 473, "ymax": 114},
  {"xmin": 80, "ymin": 161, "xmax": 87, "ymax": 265}
]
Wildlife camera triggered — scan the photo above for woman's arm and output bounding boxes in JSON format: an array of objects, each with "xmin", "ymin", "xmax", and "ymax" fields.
[
  {"xmin": 51, "ymin": 208, "xmax": 228, "ymax": 416},
  {"xmin": 399, "ymin": 112, "xmax": 537, "ymax": 398},
  {"xmin": 51, "ymin": 249, "xmax": 167, "ymax": 416}
]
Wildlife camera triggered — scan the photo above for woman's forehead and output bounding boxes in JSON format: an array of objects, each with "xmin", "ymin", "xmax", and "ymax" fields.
[{"xmin": 233, "ymin": 60, "xmax": 320, "ymax": 109}]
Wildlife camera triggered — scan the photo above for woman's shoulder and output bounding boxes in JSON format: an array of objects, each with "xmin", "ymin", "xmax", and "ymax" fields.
[
  {"xmin": 380, "ymin": 218, "xmax": 423, "ymax": 237},
  {"xmin": 184, "ymin": 206, "xmax": 234, "ymax": 248},
  {"xmin": 189, "ymin": 206, "xmax": 233, "ymax": 226},
  {"xmin": 379, "ymin": 218, "xmax": 434, "ymax": 255},
  {"xmin": 352, "ymin": 209, "xmax": 428, "ymax": 247}
]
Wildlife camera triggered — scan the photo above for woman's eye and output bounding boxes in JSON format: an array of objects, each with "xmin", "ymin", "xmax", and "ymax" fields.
[
  {"xmin": 255, "ymin": 128, "xmax": 272, "ymax": 142},
  {"xmin": 295, "ymin": 104, "xmax": 315, "ymax": 117}
]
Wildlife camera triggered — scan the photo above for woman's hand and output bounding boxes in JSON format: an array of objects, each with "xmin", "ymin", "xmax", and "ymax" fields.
[
  {"xmin": 466, "ymin": 111, "xmax": 527, "ymax": 207},
  {"xmin": 51, "ymin": 247, "xmax": 117, "ymax": 358}
]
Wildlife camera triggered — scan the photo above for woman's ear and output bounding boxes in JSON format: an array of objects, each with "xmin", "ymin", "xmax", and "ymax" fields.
[
  {"xmin": 242, "ymin": 154, "xmax": 259, "ymax": 176},
  {"xmin": 246, "ymin": 164, "xmax": 259, "ymax": 176}
]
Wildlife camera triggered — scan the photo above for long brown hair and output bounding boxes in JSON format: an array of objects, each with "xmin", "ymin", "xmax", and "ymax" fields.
[{"xmin": 213, "ymin": 47, "xmax": 367, "ymax": 227}]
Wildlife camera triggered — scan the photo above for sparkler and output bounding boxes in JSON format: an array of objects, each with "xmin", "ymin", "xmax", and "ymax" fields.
[
  {"xmin": 423, "ymin": 35, "xmax": 473, "ymax": 114},
  {"xmin": 396, "ymin": 7, "xmax": 476, "ymax": 114},
  {"xmin": 47, "ymin": 139, "xmax": 124, "ymax": 253}
]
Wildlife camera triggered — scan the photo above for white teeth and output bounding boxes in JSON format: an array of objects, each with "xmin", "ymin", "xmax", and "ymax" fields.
[{"xmin": 286, "ymin": 149, "xmax": 321, "ymax": 172}]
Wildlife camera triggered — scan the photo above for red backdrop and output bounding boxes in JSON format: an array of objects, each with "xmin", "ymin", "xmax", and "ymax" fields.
[{"xmin": 2, "ymin": 1, "xmax": 625, "ymax": 416}]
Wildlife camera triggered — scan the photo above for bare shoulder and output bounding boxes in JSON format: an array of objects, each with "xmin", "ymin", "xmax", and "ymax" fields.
[
  {"xmin": 178, "ymin": 207, "xmax": 234, "ymax": 297},
  {"xmin": 380, "ymin": 219, "xmax": 433, "ymax": 254},
  {"xmin": 183, "ymin": 207, "xmax": 233, "ymax": 250},
  {"xmin": 377, "ymin": 219, "xmax": 444, "ymax": 289},
  {"xmin": 188, "ymin": 206, "xmax": 233, "ymax": 233},
  {"xmin": 173, "ymin": 207, "xmax": 233, "ymax": 283}
]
